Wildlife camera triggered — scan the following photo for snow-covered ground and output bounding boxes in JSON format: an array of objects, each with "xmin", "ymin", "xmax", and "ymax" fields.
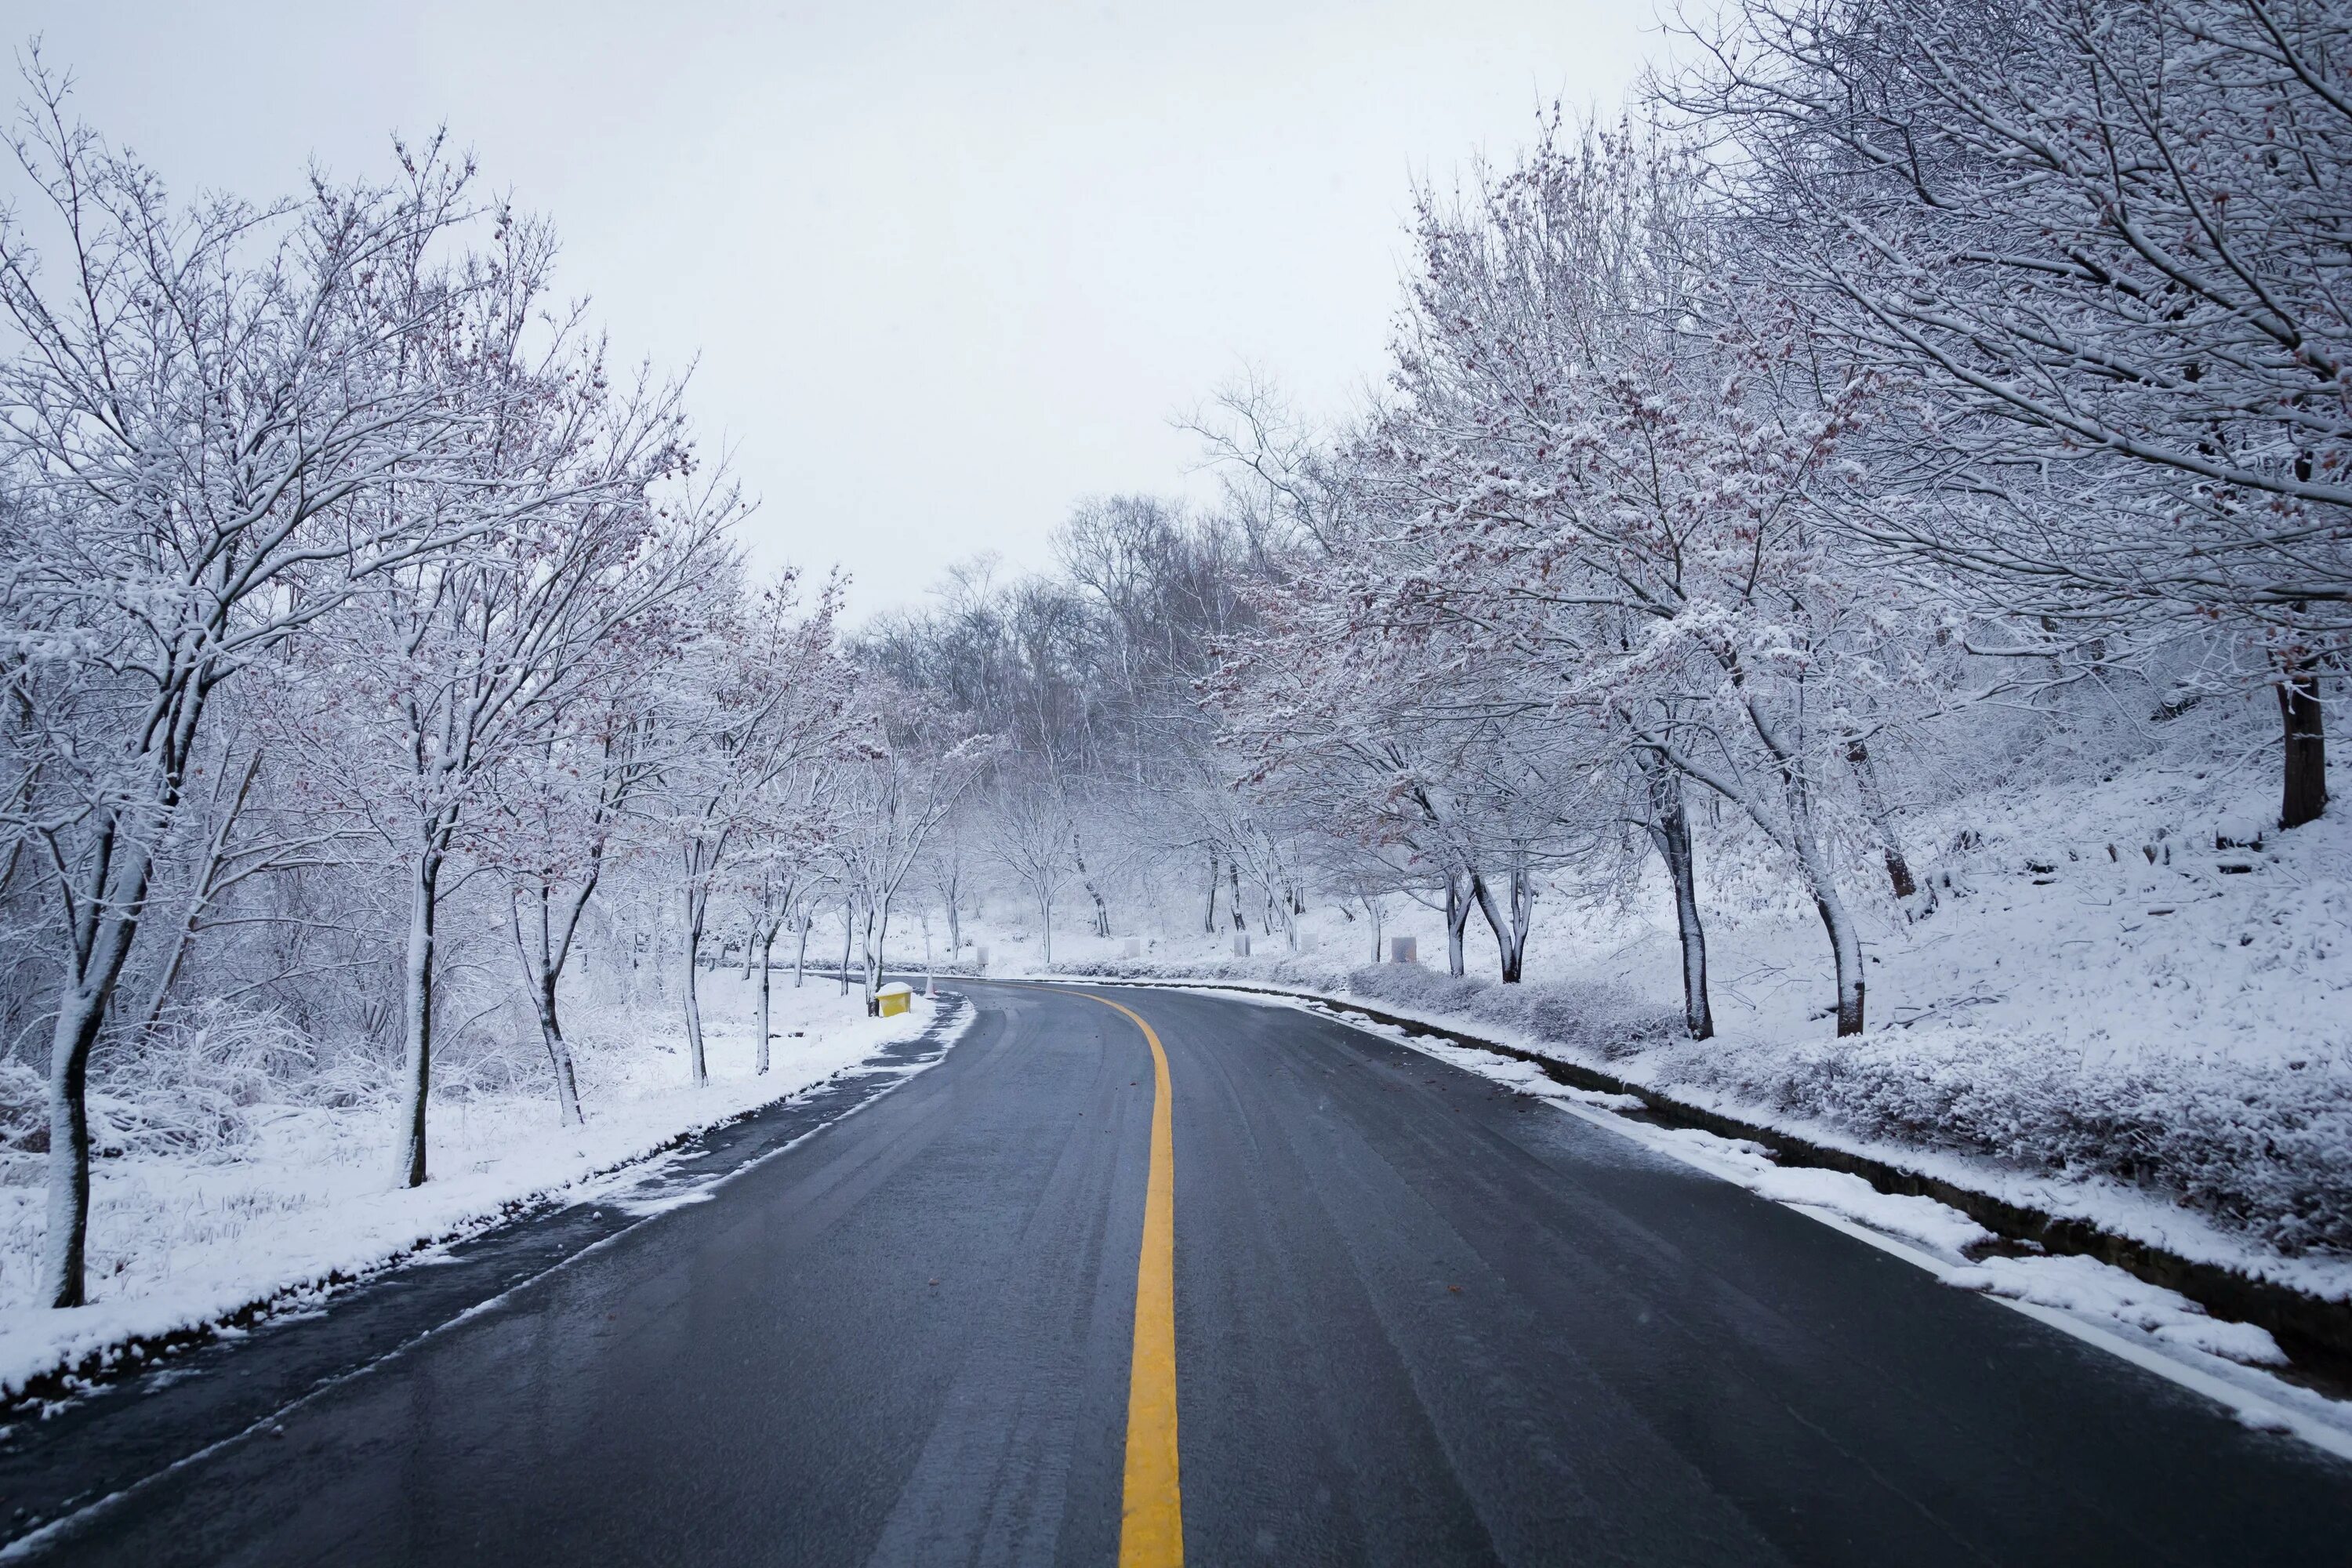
[
  {"xmin": 0, "ymin": 974, "xmax": 959, "ymax": 1401},
  {"xmin": 953, "ymin": 757, "xmax": 2352, "ymax": 1297}
]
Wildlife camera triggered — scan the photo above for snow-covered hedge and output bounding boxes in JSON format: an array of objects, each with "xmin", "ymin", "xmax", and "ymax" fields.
[
  {"xmin": 1036, "ymin": 952, "xmax": 1359, "ymax": 992},
  {"xmin": 1659, "ymin": 1030, "xmax": 2352, "ymax": 1257},
  {"xmin": 1336, "ymin": 964, "xmax": 1686, "ymax": 1063}
]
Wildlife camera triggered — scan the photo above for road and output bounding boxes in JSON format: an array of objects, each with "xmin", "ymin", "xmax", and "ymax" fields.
[{"xmin": 9, "ymin": 980, "xmax": 2351, "ymax": 1565}]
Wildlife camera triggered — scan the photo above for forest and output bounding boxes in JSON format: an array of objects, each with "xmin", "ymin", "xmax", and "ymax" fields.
[{"xmin": 5, "ymin": 0, "xmax": 2348, "ymax": 1330}]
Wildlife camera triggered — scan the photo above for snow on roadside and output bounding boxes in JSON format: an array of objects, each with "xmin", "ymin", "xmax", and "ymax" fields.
[
  {"xmin": 0, "ymin": 978, "xmax": 965, "ymax": 1403},
  {"xmin": 1638, "ymin": 1124, "xmax": 1998, "ymax": 1258},
  {"xmin": 1945, "ymin": 1255, "xmax": 2288, "ymax": 1367}
]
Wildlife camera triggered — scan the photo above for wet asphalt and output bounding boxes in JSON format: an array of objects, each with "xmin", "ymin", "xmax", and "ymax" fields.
[{"xmin": 6, "ymin": 980, "xmax": 2350, "ymax": 1565}]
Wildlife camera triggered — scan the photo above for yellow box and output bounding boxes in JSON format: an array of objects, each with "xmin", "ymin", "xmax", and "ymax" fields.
[{"xmin": 877, "ymin": 985, "xmax": 913, "ymax": 1017}]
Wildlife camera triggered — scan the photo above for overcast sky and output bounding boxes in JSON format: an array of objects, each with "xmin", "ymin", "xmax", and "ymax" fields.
[{"xmin": 11, "ymin": 2, "xmax": 1659, "ymax": 618}]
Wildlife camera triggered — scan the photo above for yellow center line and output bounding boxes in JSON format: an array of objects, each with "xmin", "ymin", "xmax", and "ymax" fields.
[{"xmin": 1078, "ymin": 991, "xmax": 1184, "ymax": 1568}]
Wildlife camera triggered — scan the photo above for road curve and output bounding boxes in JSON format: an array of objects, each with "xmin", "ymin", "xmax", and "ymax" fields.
[{"xmin": 11, "ymin": 979, "xmax": 2351, "ymax": 1565}]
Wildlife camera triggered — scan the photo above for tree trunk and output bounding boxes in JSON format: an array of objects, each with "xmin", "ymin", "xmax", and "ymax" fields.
[
  {"xmin": 1643, "ymin": 764, "xmax": 1714, "ymax": 1040},
  {"xmin": 756, "ymin": 929, "xmax": 775, "ymax": 1074},
  {"xmin": 38, "ymin": 666, "xmax": 198, "ymax": 1303},
  {"xmin": 510, "ymin": 889, "xmax": 587, "ymax": 1127},
  {"xmin": 532, "ymin": 978, "xmax": 586, "ymax": 1127},
  {"xmin": 41, "ymin": 809, "xmax": 156, "ymax": 1306},
  {"xmin": 1737, "ymin": 695, "xmax": 1865, "ymax": 1035},
  {"xmin": 861, "ymin": 905, "xmax": 876, "ymax": 1006},
  {"xmin": 1444, "ymin": 869, "xmax": 1472, "ymax": 978},
  {"xmin": 1813, "ymin": 884, "xmax": 1866, "ymax": 1036},
  {"xmin": 838, "ymin": 904, "xmax": 854, "ymax": 996},
  {"xmin": 1204, "ymin": 847, "xmax": 1220, "ymax": 935},
  {"xmin": 1040, "ymin": 895, "xmax": 1054, "ymax": 967},
  {"xmin": 1845, "ymin": 737, "xmax": 1916, "ymax": 900},
  {"xmin": 136, "ymin": 902, "xmax": 203, "ymax": 1039},
  {"xmin": 1072, "ymin": 826, "xmax": 1111, "ymax": 938},
  {"xmin": 861, "ymin": 898, "xmax": 890, "ymax": 1007},
  {"xmin": 42, "ymin": 982, "xmax": 107, "ymax": 1308},
  {"xmin": 1228, "ymin": 858, "xmax": 1247, "ymax": 931},
  {"xmin": 394, "ymin": 847, "xmax": 444, "ymax": 1188},
  {"xmin": 2281, "ymin": 660, "xmax": 2329, "ymax": 829},
  {"xmin": 794, "ymin": 909, "xmax": 811, "ymax": 987},
  {"xmin": 1780, "ymin": 760, "xmax": 1865, "ymax": 1033},
  {"xmin": 1470, "ymin": 861, "xmax": 1532, "ymax": 983},
  {"xmin": 681, "ymin": 884, "xmax": 710, "ymax": 1087}
]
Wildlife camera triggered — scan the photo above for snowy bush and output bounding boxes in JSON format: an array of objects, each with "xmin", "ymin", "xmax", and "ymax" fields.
[
  {"xmin": 1337, "ymin": 965, "xmax": 1683, "ymax": 1062},
  {"xmin": 1667, "ymin": 1034, "xmax": 2352, "ymax": 1257},
  {"xmin": 1040, "ymin": 952, "xmax": 1356, "ymax": 990},
  {"xmin": 85, "ymin": 1007, "xmax": 383, "ymax": 1163},
  {"xmin": 0, "ymin": 1061, "xmax": 42, "ymax": 1156}
]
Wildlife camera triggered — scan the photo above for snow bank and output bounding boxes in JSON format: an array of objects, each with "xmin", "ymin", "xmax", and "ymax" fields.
[
  {"xmin": 0, "ymin": 977, "xmax": 964, "ymax": 1402},
  {"xmin": 1946, "ymin": 1254, "xmax": 2288, "ymax": 1367}
]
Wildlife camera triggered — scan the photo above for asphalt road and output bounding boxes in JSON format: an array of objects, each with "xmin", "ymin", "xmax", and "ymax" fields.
[{"xmin": 13, "ymin": 980, "xmax": 2352, "ymax": 1565}]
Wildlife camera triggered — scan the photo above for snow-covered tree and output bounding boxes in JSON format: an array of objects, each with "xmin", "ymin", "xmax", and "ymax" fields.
[
  {"xmin": 0, "ymin": 78, "xmax": 490, "ymax": 1303},
  {"xmin": 306, "ymin": 214, "xmax": 723, "ymax": 1185},
  {"xmin": 832, "ymin": 702, "xmax": 989, "ymax": 1006},
  {"xmin": 1671, "ymin": 0, "xmax": 2351, "ymax": 827},
  {"xmin": 657, "ymin": 570, "xmax": 858, "ymax": 1085},
  {"xmin": 987, "ymin": 780, "xmax": 1075, "ymax": 966}
]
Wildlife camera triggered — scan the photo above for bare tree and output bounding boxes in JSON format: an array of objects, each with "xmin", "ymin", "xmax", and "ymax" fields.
[
  {"xmin": 989, "ymin": 782, "xmax": 1075, "ymax": 966},
  {"xmin": 661, "ymin": 572, "xmax": 856, "ymax": 1085},
  {"xmin": 833, "ymin": 707, "xmax": 987, "ymax": 1005},
  {"xmin": 314, "ymin": 222, "xmax": 720, "ymax": 1185}
]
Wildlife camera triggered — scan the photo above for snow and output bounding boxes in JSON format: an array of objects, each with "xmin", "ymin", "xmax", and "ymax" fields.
[
  {"xmin": 0, "ymin": 975, "xmax": 967, "ymax": 1403},
  {"xmin": 1641, "ymin": 1125, "xmax": 1998, "ymax": 1255},
  {"xmin": 1944, "ymin": 1255, "xmax": 2288, "ymax": 1367}
]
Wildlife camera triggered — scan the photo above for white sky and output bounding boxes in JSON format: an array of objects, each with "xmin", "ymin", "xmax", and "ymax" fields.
[{"xmin": 9, "ymin": 2, "xmax": 1658, "ymax": 617}]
